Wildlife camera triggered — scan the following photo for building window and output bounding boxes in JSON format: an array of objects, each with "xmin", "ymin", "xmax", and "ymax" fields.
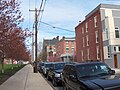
[
  {"xmin": 82, "ymin": 27, "xmax": 84, "ymax": 34},
  {"xmin": 66, "ymin": 47, "xmax": 69, "ymax": 53},
  {"xmin": 86, "ymin": 35, "xmax": 89, "ymax": 46},
  {"xmin": 86, "ymin": 22, "xmax": 88, "ymax": 32},
  {"xmin": 81, "ymin": 50, "xmax": 84, "ymax": 61},
  {"xmin": 87, "ymin": 48, "xmax": 90, "ymax": 60},
  {"xmin": 71, "ymin": 48, "xmax": 74, "ymax": 53},
  {"xmin": 94, "ymin": 16, "xmax": 97, "ymax": 28},
  {"xmin": 96, "ymin": 31, "xmax": 99, "ymax": 43},
  {"xmin": 108, "ymin": 46, "xmax": 110, "ymax": 58},
  {"xmin": 71, "ymin": 41, "xmax": 74, "ymax": 46},
  {"xmin": 118, "ymin": 46, "xmax": 120, "ymax": 51},
  {"xmin": 66, "ymin": 41, "xmax": 69, "ymax": 46},
  {"xmin": 97, "ymin": 46, "xmax": 100, "ymax": 59},
  {"xmin": 106, "ymin": 28, "xmax": 109, "ymax": 39},
  {"xmin": 49, "ymin": 46, "xmax": 52, "ymax": 50},
  {"xmin": 114, "ymin": 46, "xmax": 116, "ymax": 52},
  {"xmin": 49, "ymin": 51, "xmax": 53, "ymax": 56},
  {"xmin": 83, "ymin": 37, "xmax": 84, "ymax": 47},
  {"xmin": 115, "ymin": 27, "xmax": 120, "ymax": 38}
]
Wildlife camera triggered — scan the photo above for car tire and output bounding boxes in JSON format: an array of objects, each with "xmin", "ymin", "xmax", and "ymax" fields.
[
  {"xmin": 47, "ymin": 75, "xmax": 50, "ymax": 80},
  {"xmin": 44, "ymin": 74, "xmax": 47, "ymax": 77},
  {"xmin": 52, "ymin": 77, "xmax": 57, "ymax": 86},
  {"xmin": 63, "ymin": 83, "xmax": 68, "ymax": 90}
]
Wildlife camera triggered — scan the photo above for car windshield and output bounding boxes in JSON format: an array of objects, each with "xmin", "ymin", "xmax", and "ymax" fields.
[
  {"xmin": 77, "ymin": 63, "xmax": 111, "ymax": 78},
  {"xmin": 54, "ymin": 63, "xmax": 65, "ymax": 70}
]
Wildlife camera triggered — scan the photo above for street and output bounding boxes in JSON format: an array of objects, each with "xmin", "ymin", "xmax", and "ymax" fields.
[{"xmin": 39, "ymin": 73, "xmax": 63, "ymax": 90}]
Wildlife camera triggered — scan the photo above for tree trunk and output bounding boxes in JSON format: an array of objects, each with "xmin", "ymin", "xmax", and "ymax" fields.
[
  {"xmin": 1, "ymin": 59, "xmax": 4, "ymax": 73},
  {"xmin": 11, "ymin": 59, "xmax": 13, "ymax": 69}
]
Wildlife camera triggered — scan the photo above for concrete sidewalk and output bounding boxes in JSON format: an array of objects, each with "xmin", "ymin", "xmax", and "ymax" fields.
[{"xmin": 0, "ymin": 64, "xmax": 53, "ymax": 90}]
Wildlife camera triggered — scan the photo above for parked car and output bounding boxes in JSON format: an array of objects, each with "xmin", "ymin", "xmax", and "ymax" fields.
[
  {"xmin": 42, "ymin": 62, "xmax": 53, "ymax": 77},
  {"xmin": 61, "ymin": 61, "xmax": 120, "ymax": 90},
  {"xmin": 112, "ymin": 68, "xmax": 120, "ymax": 76},
  {"xmin": 47, "ymin": 62, "xmax": 66, "ymax": 86},
  {"xmin": 38, "ymin": 62, "xmax": 44, "ymax": 73}
]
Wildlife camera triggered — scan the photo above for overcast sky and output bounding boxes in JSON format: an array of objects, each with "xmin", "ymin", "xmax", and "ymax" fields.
[{"xmin": 19, "ymin": 0, "xmax": 120, "ymax": 43}]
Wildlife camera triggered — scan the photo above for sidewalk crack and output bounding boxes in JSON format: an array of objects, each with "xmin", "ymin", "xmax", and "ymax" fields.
[{"xmin": 24, "ymin": 67, "xmax": 29, "ymax": 90}]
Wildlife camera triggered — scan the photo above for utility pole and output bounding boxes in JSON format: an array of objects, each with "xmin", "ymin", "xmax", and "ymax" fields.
[
  {"xmin": 34, "ymin": 8, "xmax": 38, "ymax": 73},
  {"xmin": 29, "ymin": 8, "xmax": 39, "ymax": 73},
  {"xmin": 29, "ymin": 0, "xmax": 45, "ymax": 73}
]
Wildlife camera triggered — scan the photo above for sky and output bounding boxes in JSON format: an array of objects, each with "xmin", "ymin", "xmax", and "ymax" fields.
[{"xmin": 19, "ymin": 0, "xmax": 120, "ymax": 43}]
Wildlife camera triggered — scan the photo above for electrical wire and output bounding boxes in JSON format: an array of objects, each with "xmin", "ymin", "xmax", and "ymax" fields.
[
  {"xmin": 39, "ymin": 30, "xmax": 74, "ymax": 36},
  {"xmin": 106, "ymin": 0, "xmax": 120, "ymax": 1},
  {"xmin": 29, "ymin": 0, "xmax": 31, "ymax": 30},
  {"xmin": 35, "ymin": 0, "xmax": 37, "ymax": 8},
  {"xmin": 39, "ymin": 21, "xmax": 74, "ymax": 32},
  {"xmin": 38, "ymin": 0, "xmax": 47, "ymax": 28},
  {"xmin": 39, "ymin": 31, "xmax": 64, "ymax": 35},
  {"xmin": 37, "ymin": 0, "xmax": 44, "ymax": 18}
]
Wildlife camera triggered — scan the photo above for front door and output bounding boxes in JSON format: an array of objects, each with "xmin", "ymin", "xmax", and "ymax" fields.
[{"xmin": 114, "ymin": 54, "xmax": 118, "ymax": 68}]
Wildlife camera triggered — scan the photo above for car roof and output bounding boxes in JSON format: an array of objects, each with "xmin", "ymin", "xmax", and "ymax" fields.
[
  {"xmin": 44, "ymin": 62, "xmax": 53, "ymax": 64},
  {"xmin": 52, "ymin": 62, "xmax": 66, "ymax": 64},
  {"xmin": 65, "ymin": 61, "xmax": 106, "ymax": 67}
]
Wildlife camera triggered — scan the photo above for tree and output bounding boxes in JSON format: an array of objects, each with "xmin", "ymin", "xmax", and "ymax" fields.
[
  {"xmin": 41, "ymin": 51, "xmax": 47, "ymax": 62},
  {"xmin": 0, "ymin": 0, "xmax": 31, "ymax": 73}
]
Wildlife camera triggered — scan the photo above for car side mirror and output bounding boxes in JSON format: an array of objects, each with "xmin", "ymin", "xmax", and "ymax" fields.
[{"xmin": 109, "ymin": 70, "xmax": 115, "ymax": 75}]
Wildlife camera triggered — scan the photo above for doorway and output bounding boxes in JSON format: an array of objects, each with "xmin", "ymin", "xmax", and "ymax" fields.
[{"xmin": 114, "ymin": 54, "xmax": 118, "ymax": 68}]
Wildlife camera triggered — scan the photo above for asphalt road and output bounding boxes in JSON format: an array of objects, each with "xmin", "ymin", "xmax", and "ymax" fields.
[{"xmin": 39, "ymin": 73, "xmax": 63, "ymax": 90}]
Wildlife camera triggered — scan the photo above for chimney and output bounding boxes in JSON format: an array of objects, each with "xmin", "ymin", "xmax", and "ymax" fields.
[
  {"xmin": 56, "ymin": 36, "xmax": 59, "ymax": 40},
  {"xmin": 62, "ymin": 36, "xmax": 65, "ymax": 40}
]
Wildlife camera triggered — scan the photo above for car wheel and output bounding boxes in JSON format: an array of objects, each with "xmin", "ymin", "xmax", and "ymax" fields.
[
  {"xmin": 63, "ymin": 83, "xmax": 68, "ymax": 90},
  {"xmin": 44, "ymin": 74, "xmax": 47, "ymax": 77},
  {"xmin": 52, "ymin": 77, "xmax": 57, "ymax": 86},
  {"xmin": 47, "ymin": 75, "xmax": 50, "ymax": 80}
]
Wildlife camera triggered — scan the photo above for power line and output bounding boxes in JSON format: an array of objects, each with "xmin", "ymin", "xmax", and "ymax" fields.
[
  {"xmin": 40, "ymin": 31, "xmax": 64, "ymax": 35},
  {"xmin": 106, "ymin": 0, "xmax": 120, "ymax": 1},
  {"xmin": 29, "ymin": 0, "xmax": 31, "ymax": 30},
  {"xmin": 37, "ymin": 0, "xmax": 44, "ymax": 18},
  {"xmin": 39, "ymin": 21, "xmax": 74, "ymax": 32},
  {"xmin": 38, "ymin": 0, "xmax": 47, "ymax": 28},
  {"xmin": 39, "ymin": 30, "xmax": 74, "ymax": 35}
]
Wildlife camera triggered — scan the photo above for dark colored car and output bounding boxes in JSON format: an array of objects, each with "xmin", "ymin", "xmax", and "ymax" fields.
[
  {"xmin": 38, "ymin": 62, "xmax": 44, "ymax": 73},
  {"xmin": 42, "ymin": 62, "xmax": 53, "ymax": 77},
  {"xmin": 47, "ymin": 62, "xmax": 66, "ymax": 86},
  {"xmin": 61, "ymin": 61, "xmax": 120, "ymax": 90}
]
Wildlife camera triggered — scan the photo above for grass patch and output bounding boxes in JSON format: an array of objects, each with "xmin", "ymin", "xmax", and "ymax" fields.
[{"xmin": 0, "ymin": 64, "xmax": 26, "ymax": 85}]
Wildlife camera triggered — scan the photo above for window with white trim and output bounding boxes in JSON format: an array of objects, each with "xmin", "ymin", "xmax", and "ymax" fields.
[
  {"xmin": 82, "ymin": 27, "xmax": 84, "ymax": 34},
  {"xmin": 107, "ymin": 46, "xmax": 110, "ymax": 58},
  {"xmin": 97, "ymin": 46, "xmax": 100, "ymax": 59},
  {"xmin": 86, "ymin": 35, "xmax": 89, "ymax": 46},
  {"xmin": 87, "ymin": 48, "xmax": 90, "ymax": 60},
  {"xmin": 66, "ymin": 41, "xmax": 69, "ymax": 46},
  {"xmin": 94, "ymin": 16, "xmax": 97, "ymax": 28},
  {"xmin": 71, "ymin": 41, "xmax": 74, "ymax": 46},
  {"xmin": 71, "ymin": 48, "xmax": 74, "ymax": 53},
  {"xmin": 96, "ymin": 31, "xmax": 99, "ymax": 43},
  {"xmin": 66, "ymin": 47, "xmax": 69, "ymax": 53},
  {"xmin": 81, "ymin": 50, "xmax": 84, "ymax": 61},
  {"xmin": 86, "ymin": 22, "xmax": 88, "ymax": 32},
  {"xmin": 115, "ymin": 27, "xmax": 120, "ymax": 38}
]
